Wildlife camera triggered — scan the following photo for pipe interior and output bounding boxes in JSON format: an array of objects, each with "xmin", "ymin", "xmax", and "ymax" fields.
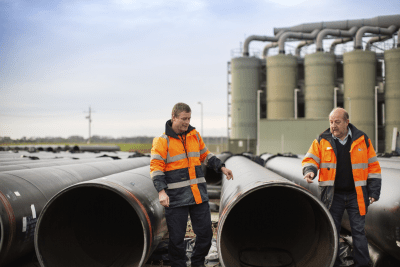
[
  {"xmin": 36, "ymin": 187, "xmax": 144, "ymax": 267},
  {"xmin": 220, "ymin": 186, "xmax": 335, "ymax": 267}
]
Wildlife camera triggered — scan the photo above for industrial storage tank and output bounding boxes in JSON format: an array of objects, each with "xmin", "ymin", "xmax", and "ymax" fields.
[
  {"xmin": 384, "ymin": 48, "xmax": 400, "ymax": 153},
  {"xmin": 267, "ymin": 54, "xmax": 297, "ymax": 119},
  {"xmin": 230, "ymin": 56, "xmax": 261, "ymax": 139},
  {"xmin": 343, "ymin": 50, "xmax": 376, "ymax": 147},
  {"xmin": 304, "ymin": 52, "xmax": 336, "ymax": 118}
]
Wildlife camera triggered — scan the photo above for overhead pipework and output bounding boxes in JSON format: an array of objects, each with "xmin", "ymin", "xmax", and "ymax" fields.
[
  {"xmin": 217, "ymin": 155, "xmax": 337, "ymax": 267},
  {"xmin": 366, "ymin": 35, "xmax": 392, "ymax": 50},
  {"xmin": 262, "ymin": 42, "xmax": 278, "ymax": 58},
  {"xmin": 278, "ymin": 29, "xmax": 320, "ymax": 54},
  {"xmin": 316, "ymin": 27, "xmax": 358, "ymax": 52},
  {"xmin": 295, "ymin": 40, "xmax": 314, "ymax": 56},
  {"xmin": 273, "ymin": 15, "xmax": 400, "ymax": 34},
  {"xmin": 242, "ymin": 30, "xmax": 286, "ymax": 57},
  {"xmin": 34, "ymin": 166, "xmax": 167, "ymax": 267},
  {"xmin": 330, "ymin": 38, "xmax": 353, "ymax": 53},
  {"xmin": 354, "ymin": 25, "xmax": 398, "ymax": 49}
]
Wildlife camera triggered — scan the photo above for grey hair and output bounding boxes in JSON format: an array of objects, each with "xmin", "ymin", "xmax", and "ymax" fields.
[{"xmin": 172, "ymin": 103, "xmax": 191, "ymax": 119}]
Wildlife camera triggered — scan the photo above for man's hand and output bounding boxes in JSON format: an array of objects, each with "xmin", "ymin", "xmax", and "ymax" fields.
[
  {"xmin": 369, "ymin": 197, "xmax": 376, "ymax": 204},
  {"xmin": 304, "ymin": 172, "xmax": 315, "ymax": 183},
  {"xmin": 159, "ymin": 189, "xmax": 169, "ymax": 207},
  {"xmin": 221, "ymin": 166, "xmax": 233, "ymax": 180}
]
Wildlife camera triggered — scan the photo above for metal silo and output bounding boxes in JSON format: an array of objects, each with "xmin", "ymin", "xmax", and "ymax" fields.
[
  {"xmin": 304, "ymin": 52, "xmax": 336, "ymax": 118},
  {"xmin": 267, "ymin": 54, "xmax": 297, "ymax": 119},
  {"xmin": 230, "ymin": 56, "xmax": 261, "ymax": 139},
  {"xmin": 384, "ymin": 48, "xmax": 400, "ymax": 153},
  {"xmin": 343, "ymin": 50, "xmax": 376, "ymax": 147}
]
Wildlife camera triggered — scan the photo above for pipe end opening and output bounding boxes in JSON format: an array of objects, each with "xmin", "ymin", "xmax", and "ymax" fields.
[{"xmin": 36, "ymin": 186, "xmax": 145, "ymax": 267}]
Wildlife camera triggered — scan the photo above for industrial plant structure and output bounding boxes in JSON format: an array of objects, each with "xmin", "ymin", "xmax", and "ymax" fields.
[{"xmin": 227, "ymin": 15, "xmax": 400, "ymax": 155}]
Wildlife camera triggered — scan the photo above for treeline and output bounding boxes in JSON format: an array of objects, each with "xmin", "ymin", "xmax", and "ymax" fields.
[{"xmin": 1, "ymin": 135, "xmax": 228, "ymax": 144}]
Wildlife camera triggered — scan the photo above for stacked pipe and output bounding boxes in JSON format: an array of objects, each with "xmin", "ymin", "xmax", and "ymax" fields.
[
  {"xmin": 0, "ymin": 157, "xmax": 150, "ymax": 266},
  {"xmin": 0, "ymin": 145, "xmax": 121, "ymax": 152},
  {"xmin": 264, "ymin": 155, "xmax": 400, "ymax": 266},
  {"xmin": 0, "ymin": 157, "xmax": 115, "ymax": 172},
  {"xmin": 217, "ymin": 155, "xmax": 337, "ymax": 267},
  {"xmin": 34, "ymin": 166, "xmax": 167, "ymax": 267}
]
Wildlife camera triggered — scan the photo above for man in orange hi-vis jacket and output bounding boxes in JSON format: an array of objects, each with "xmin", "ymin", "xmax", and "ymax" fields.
[
  {"xmin": 150, "ymin": 102, "xmax": 233, "ymax": 267},
  {"xmin": 302, "ymin": 107, "xmax": 381, "ymax": 267}
]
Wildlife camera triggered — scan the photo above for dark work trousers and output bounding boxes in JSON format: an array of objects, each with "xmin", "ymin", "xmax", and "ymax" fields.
[
  {"xmin": 329, "ymin": 191, "xmax": 370, "ymax": 267},
  {"xmin": 165, "ymin": 201, "xmax": 213, "ymax": 267}
]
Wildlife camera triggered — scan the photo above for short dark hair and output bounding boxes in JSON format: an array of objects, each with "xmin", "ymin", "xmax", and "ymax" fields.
[{"xmin": 172, "ymin": 103, "xmax": 191, "ymax": 119}]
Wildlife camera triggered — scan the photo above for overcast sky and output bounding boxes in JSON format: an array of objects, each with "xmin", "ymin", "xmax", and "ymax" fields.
[{"xmin": 1, "ymin": 0, "xmax": 399, "ymax": 139}]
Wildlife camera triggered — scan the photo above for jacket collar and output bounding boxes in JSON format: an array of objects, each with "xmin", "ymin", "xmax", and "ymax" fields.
[
  {"xmin": 165, "ymin": 119, "xmax": 195, "ymax": 139},
  {"xmin": 320, "ymin": 123, "xmax": 364, "ymax": 145}
]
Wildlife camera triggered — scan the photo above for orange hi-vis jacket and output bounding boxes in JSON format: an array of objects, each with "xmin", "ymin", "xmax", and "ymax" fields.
[
  {"xmin": 150, "ymin": 120, "xmax": 224, "ymax": 208},
  {"xmin": 302, "ymin": 123, "xmax": 382, "ymax": 216}
]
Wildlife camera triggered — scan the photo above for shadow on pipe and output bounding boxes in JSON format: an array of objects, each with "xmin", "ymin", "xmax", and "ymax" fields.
[
  {"xmin": 218, "ymin": 156, "xmax": 337, "ymax": 267},
  {"xmin": 202, "ymin": 152, "xmax": 232, "ymax": 185},
  {"xmin": 35, "ymin": 166, "xmax": 167, "ymax": 267}
]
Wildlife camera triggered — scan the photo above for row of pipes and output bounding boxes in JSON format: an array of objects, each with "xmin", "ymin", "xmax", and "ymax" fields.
[
  {"xmin": 1, "ymin": 149, "xmax": 399, "ymax": 266},
  {"xmin": 0, "ymin": 145, "xmax": 121, "ymax": 153}
]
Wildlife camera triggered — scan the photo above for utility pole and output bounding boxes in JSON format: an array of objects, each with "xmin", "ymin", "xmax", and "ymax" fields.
[
  {"xmin": 198, "ymin": 102, "xmax": 203, "ymax": 137},
  {"xmin": 85, "ymin": 106, "xmax": 92, "ymax": 144}
]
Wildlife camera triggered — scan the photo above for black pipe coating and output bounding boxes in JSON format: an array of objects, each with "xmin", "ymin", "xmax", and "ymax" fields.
[
  {"xmin": 0, "ymin": 157, "xmax": 150, "ymax": 266},
  {"xmin": 35, "ymin": 166, "xmax": 167, "ymax": 267}
]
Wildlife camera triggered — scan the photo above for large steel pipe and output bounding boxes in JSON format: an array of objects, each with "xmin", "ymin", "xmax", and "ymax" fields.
[
  {"xmin": 73, "ymin": 145, "xmax": 121, "ymax": 152},
  {"xmin": 0, "ymin": 157, "xmax": 150, "ymax": 266},
  {"xmin": 0, "ymin": 157, "xmax": 113, "ymax": 172},
  {"xmin": 265, "ymin": 156, "xmax": 400, "ymax": 263},
  {"xmin": 34, "ymin": 166, "xmax": 167, "ymax": 267},
  {"xmin": 202, "ymin": 152, "xmax": 232, "ymax": 185},
  {"xmin": 217, "ymin": 156, "xmax": 337, "ymax": 267}
]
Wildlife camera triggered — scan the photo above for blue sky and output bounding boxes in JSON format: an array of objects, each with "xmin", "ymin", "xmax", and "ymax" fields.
[{"xmin": 1, "ymin": 0, "xmax": 399, "ymax": 139}]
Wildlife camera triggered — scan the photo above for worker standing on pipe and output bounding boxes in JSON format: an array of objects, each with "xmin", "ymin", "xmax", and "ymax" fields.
[
  {"xmin": 302, "ymin": 107, "xmax": 382, "ymax": 267},
  {"xmin": 150, "ymin": 102, "xmax": 233, "ymax": 267}
]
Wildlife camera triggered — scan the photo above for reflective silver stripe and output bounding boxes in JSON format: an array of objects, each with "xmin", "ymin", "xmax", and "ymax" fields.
[
  {"xmin": 167, "ymin": 177, "xmax": 206, "ymax": 189},
  {"xmin": 188, "ymin": 152, "xmax": 200, "ymax": 158},
  {"xmin": 320, "ymin": 163, "xmax": 336, "ymax": 169},
  {"xmin": 151, "ymin": 154, "xmax": 166, "ymax": 162},
  {"xmin": 368, "ymin": 173, "xmax": 382, "ymax": 179},
  {"xmin": 167, "ymin": 153, "xmax": 187, "ymax": 163},
  {"xmin": 303, "ymin": 162, "xmax": 318, "ymax": 169},
  {"xmin": 368, "ymin": 156, "xmax": 378, "ymax": 164},
  {"xmin": 305, "ymin": 153, "xmax": 320, "ymax": 164},
  {"xmin": 352, "ymin": 163, "xmax": 368, "ymax": 170},
  {"xmin": 196, "ymin": 133, "xmax": 200, "ymax": 143},
  {"xmin": 355, "ymin": 180, "xmax": 367, "ymax": 187},
  {"xmin": 319, "ymin": 180, "xmax": 335, "ymax": 186},
  {"xmin": 151, "ymin": 170, "xmax": 165, "ymax": 179},
  {"xmin": 205, "ymin": 152, "xmax": 214, "ymax": 166},
  {"xmin": 200, "ymin": 146, "xmax": 208, "ymax": 155}
]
